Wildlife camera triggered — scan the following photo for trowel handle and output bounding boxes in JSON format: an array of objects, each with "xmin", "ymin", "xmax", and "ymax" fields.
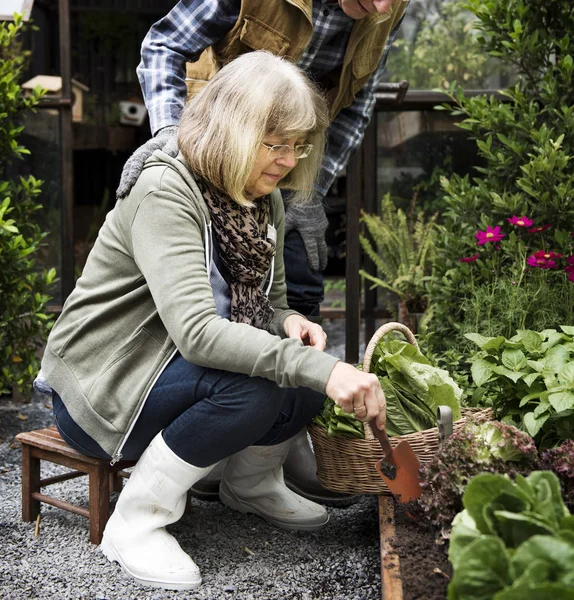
[
  {"xmin": 368, "ymin": 421, "xmax": 393, "ymax": 462},
  {"xmin": 437, "ymin": 406, "xmax": 454, "ymax": 443}
]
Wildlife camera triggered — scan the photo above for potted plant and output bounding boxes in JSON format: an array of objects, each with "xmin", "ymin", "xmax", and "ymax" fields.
[{"xmin": 359, "ymin": 193, "xmax": 437, "ymax": 333}]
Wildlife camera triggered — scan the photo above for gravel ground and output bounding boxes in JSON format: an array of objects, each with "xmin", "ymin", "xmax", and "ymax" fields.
[{"xmin": 0, "ymin": 319, "xmax": 382, "ymax": 600}]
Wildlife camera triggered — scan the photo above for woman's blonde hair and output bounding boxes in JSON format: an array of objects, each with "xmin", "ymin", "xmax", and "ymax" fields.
[{"xmin": 178, "ymin": 51, "xmax": 329, "ymax": 206}]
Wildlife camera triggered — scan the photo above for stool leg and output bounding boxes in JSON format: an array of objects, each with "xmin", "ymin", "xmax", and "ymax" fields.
[
  {"xmin": 109, "ymin": 471, "xmax": 124, "ymax": 494},
  {"xmin": 88, "ymin": 462, "xmax": 110, "ymax": 545},
  {"xmin": 21, "ymin": 445, "xmax": 40, "ymax": 522}
]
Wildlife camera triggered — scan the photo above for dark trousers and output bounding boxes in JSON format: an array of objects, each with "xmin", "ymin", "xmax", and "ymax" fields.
[
  {"xmin": 54, "ymin": 354, "xmax": 324, "ymax": 467},
  {"xmin": 283, "ymin": 230, "xmax": 324, "ymax": 319}
]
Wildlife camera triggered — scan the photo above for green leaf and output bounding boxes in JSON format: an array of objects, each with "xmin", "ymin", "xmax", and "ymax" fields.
[
  {"xmin": 463, "ymin": 474, "xmax": 520, "ymax": 534},
  {"xmin": 548, "ymin": 391, "xmax": 574, "ymax": 413},
  {"xmin": 493, "ymin": 510, "xmax": 555, "ymax": 548},
  {"xmin": 516, "ymin": 330, "xmax": 543, "ymax": 353},
  {"xmin": 523, "ymin": 411, "xmax": 549, "ymax": 437},
  {"xmin": 471, "ymin": 358, "xmax": 496, "ymax": 386},
  {"xmin": 511, "ymin": 534, "xmax": 574, "ymax": 586},
  {"xmin": 559, "ymin": 325, "xmax": 574, "ymax": 336},
  {"xmin": 522, "ymin": 372, "xmax": 541, "ymax": 387},
  {"xmin": 558, "ymin": 363, "xmax": 574, "ymax": 387},
  {"xmin": 492, "ymin": 365, "xmax": 525, "ymax": 383},
  {"xmin": 494, "ymin": 585, "xmax": 574, "ymax": 600},
  {"xmin": 501, "ymin": 349, "xmax": 527, "ymax": 371},
  {"xmin": 465, "ymin": 332, "xmax": 497, "ymax": 349},
  {"xmin": 448, "ymin": 536, "xmax": 510, "ymax": 600}
]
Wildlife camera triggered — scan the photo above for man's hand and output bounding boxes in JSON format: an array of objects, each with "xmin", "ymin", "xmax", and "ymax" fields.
[
  {"xmin": 284, "ymin": 198, "xmax": 329, "ymax": 272},
  {"xmin": 283, "ymin": 314, "xmax": 327, "ymax": 350},
  {"xmin": 116, "ymin": 126, "xmax": 179, "ymax": 199},
  {"xmin": 325, "ymin": 362, "xmax": 386, "ymax": 430},
  {"xmin": 338, "ymin": 0, "xmax": 395, "ymax": 19}
]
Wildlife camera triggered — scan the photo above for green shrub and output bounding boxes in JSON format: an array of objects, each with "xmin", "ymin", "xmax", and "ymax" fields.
[
  {"xmin": 426, "ymin": 0, "xmax": 574, "ymax": 356},
  {"xmin": 0, "ymin": 15, "xmax": 55, "ymax": 397}
]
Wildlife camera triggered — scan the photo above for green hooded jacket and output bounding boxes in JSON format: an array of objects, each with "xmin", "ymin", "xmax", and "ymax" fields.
[{"xmin": 41, "ymin": 151, "xmax": 339, "ymax": 460}]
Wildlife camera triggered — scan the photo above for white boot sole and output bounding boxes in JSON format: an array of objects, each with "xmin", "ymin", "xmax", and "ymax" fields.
[
  {"xmin": 219, "ymin": 481, "xmax": 329, "ymax": 531},
  {"xmin": 101, "ymin": 537, "xmax": 202, "ymax": 591}
]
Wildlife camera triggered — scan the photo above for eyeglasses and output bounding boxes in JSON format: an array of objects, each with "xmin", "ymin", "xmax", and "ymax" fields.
[{"xmin": 261, "ymin": 142, "xmax": 314, "ymax": 160}]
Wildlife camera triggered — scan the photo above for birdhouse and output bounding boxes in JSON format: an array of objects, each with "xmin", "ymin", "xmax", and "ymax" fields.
[{"xmin": 22, "ymin": 75, "xmax": 90, "ymax": 123}]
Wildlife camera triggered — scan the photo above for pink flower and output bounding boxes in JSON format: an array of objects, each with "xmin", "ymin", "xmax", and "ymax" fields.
[
  {"xmin": 459, "ymin": 253, "xmax": 479, "ymax": 263},
  {"xmin": 507, "ymin": 215, "xmax": 533, "ymax": 227},
  {"xmin": 528, "ymin": 224, "xmax": 552, "ymax": 233},
  {"xmin": 567, "ymin": 256, "xmax": 574, "ymax": 266},
  {"xmin": 475, "ymin": 226, "xmax": 505, "ymax": 245},
  {"xmin": 533, "ymin": 249, "xmax": 562, "ymax": 260},
  {"xmin": 527, "ymin": 255, "xmax": 558, "ymax": 269},
  {"xmin": 566, "ymin": 266, "xmax": 574, "ymax": 282}
]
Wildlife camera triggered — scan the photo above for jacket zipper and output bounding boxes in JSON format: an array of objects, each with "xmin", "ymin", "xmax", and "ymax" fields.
[
  {"xmin": 110, "ymin": 345, "xmax": 178, "ymax": 465},
  {"xmin": 109, "ymin": 211, "xmax": 213, "ymax": 465}
]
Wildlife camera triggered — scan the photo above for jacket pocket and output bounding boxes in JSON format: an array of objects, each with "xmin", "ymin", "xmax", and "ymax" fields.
[
  {"xmin": 239, "ymin": 16, "xmax": 290, "ymax": 55},
  {"xmin": 352, "ymin": 47, "xmax": 384, "ymax": 81},
  {"xmin": 87, "ymin": 327, "xmax": 164, "ymax": 431}
]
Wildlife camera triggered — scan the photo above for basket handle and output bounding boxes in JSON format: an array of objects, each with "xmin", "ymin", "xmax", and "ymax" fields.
[{"xmin": 362, "ymin": 321, "xmax": 418, "ymax": 375}]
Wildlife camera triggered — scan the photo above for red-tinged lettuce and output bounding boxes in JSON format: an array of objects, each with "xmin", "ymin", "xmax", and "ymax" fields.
[
  {"xmin": 416, "ymin": 419, "xmax": 539, "ymax": 533},
  {"xmin": 540, "ymin": 440, "xmax": 574, "ymax": 511}
]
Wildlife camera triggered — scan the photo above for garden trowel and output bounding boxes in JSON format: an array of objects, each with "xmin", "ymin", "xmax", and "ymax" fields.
[{"xmin": 369, "ymin": 422, "xmax": 422, "ymax": 504}]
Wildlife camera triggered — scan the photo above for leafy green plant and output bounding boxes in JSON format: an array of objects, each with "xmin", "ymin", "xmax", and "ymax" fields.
[
  {"xmin": 313, "ymin": 398, "xmax": 364, "ymax": 439},
  {"xmin": 313, "ymin": 337, "xmax": 462, "ymax": 438},
  {"xmin": 465, "ymin": 326, "xmax": 574, "ymax": 447},
  {"xmin": 360, "ymin": 193, "xmax": 437, "ymax": 325},
  {"xmin": 425, "ymin": 0, "xmax": 574, "ymax": 356},
  {"xmin": 447, "ymin": 471, "xmax": 574, "ymax": 599},
  {"xmin": 0, "ymin": 15, "xmax": 55, "ymax": 396}
]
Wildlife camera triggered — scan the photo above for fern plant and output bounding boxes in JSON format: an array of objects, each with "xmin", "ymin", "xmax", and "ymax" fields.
[{"xmin": 359, "ymin": 194, "xmax": 437, "ymax": 322}]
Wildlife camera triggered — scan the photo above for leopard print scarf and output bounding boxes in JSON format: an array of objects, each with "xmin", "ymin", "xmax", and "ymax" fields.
[{"xmin": 197, "ymin": 179, "xmax": 276, "ymax": 330}]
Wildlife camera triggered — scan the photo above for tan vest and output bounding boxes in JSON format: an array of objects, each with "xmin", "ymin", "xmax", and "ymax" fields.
[{"xmin": 185, "ymin": 0, "xmax": 408, "ymax": 120}]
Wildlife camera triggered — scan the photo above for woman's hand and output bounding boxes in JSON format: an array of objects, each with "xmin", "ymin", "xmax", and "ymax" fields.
[
  {"xmin": 325, "ymin": 362, "xmax": 386, "ymax": 430},
  {"xmin": 283, "ymin": 315, "xmax": 327, "ymax": 351}
]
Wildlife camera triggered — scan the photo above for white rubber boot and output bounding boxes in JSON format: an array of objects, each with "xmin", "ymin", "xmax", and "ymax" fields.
[
  {"xmin": 101, "ymin": 432, "xmax": 215, "ymax": 590},
  {"xmin": 219, "ymin": 440, "xmax": 329, "ymax": 531}
]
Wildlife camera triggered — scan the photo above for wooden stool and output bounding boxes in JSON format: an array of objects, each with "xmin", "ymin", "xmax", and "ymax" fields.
[{"xmin": 16, "ymin": 426, "xmax": 136, "ymax": 544}]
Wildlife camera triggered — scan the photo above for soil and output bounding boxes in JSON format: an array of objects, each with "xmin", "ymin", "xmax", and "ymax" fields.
[{"xmin": 391, "ymin": 502, "xmax": 451, "ymax": 600}]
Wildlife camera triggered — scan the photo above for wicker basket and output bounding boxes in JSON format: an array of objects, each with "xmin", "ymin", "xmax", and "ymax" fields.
[{"xmin": 309, "ymin": 322, "xmax": 493, "ymax": 495}]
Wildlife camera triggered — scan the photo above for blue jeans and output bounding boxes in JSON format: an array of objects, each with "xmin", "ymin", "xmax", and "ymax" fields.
[
  {"xmin": 53, "ymin": 354, "xmax": 325, "ymax": 467},
  {"xmin": 283, "ymin": 230, "xmax": 324, "ymax": 318}
]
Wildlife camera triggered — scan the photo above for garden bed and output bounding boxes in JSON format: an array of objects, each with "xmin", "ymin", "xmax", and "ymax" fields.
[{"xmin": 379, "ymin": 497, "xmax": 450, "ymax": 600}]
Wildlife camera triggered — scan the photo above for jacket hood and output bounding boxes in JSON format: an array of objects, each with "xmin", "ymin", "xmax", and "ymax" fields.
[{"xmin": 142, "ymin": 149, "xmax": 211, "ymax": 222}]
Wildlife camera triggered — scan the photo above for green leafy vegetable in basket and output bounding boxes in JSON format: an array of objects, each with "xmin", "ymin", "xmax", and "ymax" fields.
[
  {"xmin": 372, "ymin": 339, "xmax": 462, "ymax": 436},
  {"xmin": 313, "ymin": 397, "xmax": 364, "ymax": 439},
  {"xmin": 313, "ymin": 337, "xmax": 462, "ymax": 438}
]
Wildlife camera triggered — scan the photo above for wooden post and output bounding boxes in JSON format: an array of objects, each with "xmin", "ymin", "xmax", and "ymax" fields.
[
  {"xmin": 89, "ymin": 462, "xmax": 110, "ymax": 545},
  {"xmin": 21, "ymin": 445, "xmax": 41, "ymax": 522}
]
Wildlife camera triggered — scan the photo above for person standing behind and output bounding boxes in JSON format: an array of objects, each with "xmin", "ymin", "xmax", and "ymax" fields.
[{"xmin": 116, "ymin": 0, "xmax": 408, "ymax": 503}]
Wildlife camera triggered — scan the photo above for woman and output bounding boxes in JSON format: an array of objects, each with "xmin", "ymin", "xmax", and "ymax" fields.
[{"xmin": 40, "ymin": 51, "xmax": 386, "ymax": 591}]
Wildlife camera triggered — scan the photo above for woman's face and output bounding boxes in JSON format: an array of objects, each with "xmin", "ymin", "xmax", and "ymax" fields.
[{"xmin": 245, "ymin": 134, "xmax": 306, "ymax": 199}]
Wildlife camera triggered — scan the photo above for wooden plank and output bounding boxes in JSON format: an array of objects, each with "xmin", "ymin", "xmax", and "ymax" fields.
[
  {"xmin": 31, "ymin": 492, "xmax": 90, "ymax": 519},
  {"xmin": 379, "ymin": 496, "xmax": 403, "ymax": 600}
]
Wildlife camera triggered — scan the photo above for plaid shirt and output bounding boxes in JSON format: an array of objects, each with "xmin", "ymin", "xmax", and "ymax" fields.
[{"xmin": 138, "ymin": 0, "xmax": 405, "ymax": 196}]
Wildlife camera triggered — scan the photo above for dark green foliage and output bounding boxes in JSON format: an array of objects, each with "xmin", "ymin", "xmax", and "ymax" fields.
[
  {"xmin": 426, "ymin": 0, "xmax": 574, "ymax": 356},
  {"xmin": 0, "ymin": 15, "xmax": 55, "ymax": 396}
]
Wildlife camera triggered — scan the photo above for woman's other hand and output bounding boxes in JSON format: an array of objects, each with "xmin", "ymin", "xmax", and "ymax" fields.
[
  {"xmin": 325, "ymin": 362, "xmax": 386, "ymax": 430},
  {"xmin": 283, "ymin": 315, "xmax": 327, "ymax": 351}
]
